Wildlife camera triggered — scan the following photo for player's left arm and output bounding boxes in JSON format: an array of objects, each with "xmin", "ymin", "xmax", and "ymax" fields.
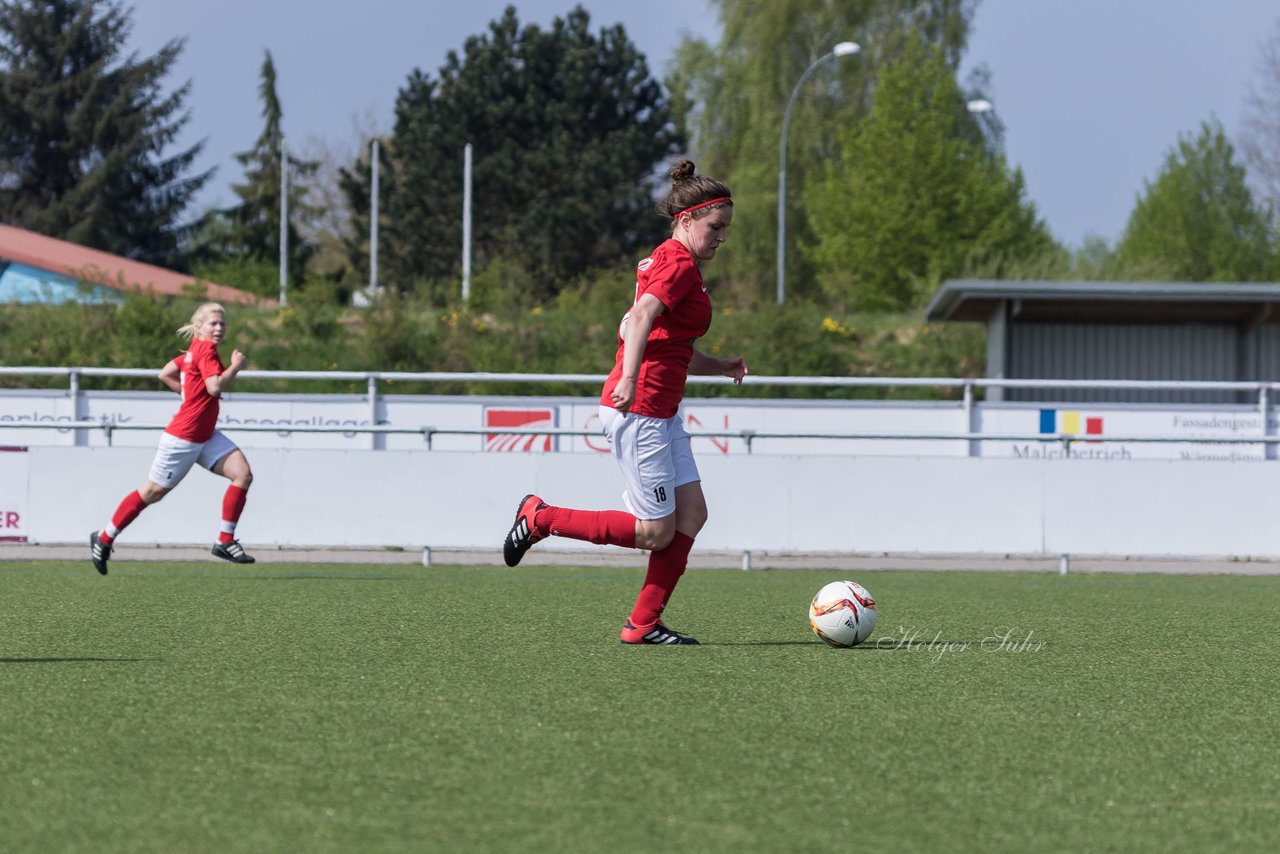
[
  {"xmin": 689, "ymin": 348, "xmax": 748, "ymax": 383},
  {"xmin": 205, "ymin": 349, "xmax": 247, "ymax": 397}
]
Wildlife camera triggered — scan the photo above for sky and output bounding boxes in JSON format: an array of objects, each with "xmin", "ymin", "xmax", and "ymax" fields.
[{"xmin": 124, "ymin": 0, "xmax": 1280, "ymax": 249}]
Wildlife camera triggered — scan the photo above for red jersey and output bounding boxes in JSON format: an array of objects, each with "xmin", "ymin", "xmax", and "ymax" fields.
[
  {"xmin": 601, "ymin": 239, "xmax": 712, "ymax": 419},
  {"xmin": 165, "ymin": 338, "xmax": 224, "ymax": 443}
]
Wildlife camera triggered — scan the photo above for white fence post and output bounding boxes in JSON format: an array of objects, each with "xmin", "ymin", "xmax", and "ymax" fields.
[
  {"xmin": 70, "ymin": 369, "xmax": 84, "ymax": 447},
  {"xmin": 368, "ymin": 375, "xmax": 380, "ymax": 451}
]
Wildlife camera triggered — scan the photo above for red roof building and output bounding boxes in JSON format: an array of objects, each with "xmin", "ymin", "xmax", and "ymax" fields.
[{"xmin": 0, "ymin": 224, "xmax": 266, "ymax": 306}]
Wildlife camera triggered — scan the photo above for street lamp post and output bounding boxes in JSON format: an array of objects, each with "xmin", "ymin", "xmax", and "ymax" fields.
[{"xmin": 777, "ymin": 40, "xmax": 860, "ymax": 305}]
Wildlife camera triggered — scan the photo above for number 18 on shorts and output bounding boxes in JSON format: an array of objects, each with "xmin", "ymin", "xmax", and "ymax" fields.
[{"xmin": 598, "ymin": 405, "xmax": 700, "ymax": 521}]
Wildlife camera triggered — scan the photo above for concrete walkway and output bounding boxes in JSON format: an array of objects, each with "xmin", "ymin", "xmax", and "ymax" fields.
[{"xmin": 5, "ymin": 542, "xmax": 1280, "ymax": 575}]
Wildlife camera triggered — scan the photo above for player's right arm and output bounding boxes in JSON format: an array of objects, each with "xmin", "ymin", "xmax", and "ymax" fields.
[
  {"xmin": 157, "ymin": 359, "xmax": 182, "ymax": 395},
  {"xmin": 610, "ymin": 294, "xmax": 665, "ymax": 413},
  {"xmin": 205, "ymin": 350, "xmax": 247, "ymax": 398}
]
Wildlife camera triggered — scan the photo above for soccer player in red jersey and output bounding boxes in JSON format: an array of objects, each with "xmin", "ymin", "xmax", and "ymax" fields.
[
  {"xmin": 90, "ymin": 302, "xmax": 256, "ymax": 574},
  {"xmin": 502, "ymin": 160, "xmax": 748, "ymax": 644}
]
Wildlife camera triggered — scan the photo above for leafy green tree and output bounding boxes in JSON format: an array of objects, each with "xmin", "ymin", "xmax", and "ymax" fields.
[
  {"xmin": 1114, "ymin": 120, "xmax": 1277, "ymax": 282},
  {"xmin": 0, "ymin": 0, "xmax": 210, "ymax": 267},
  {"xmin": 1241, "ymin": 17, "xmax": 1280, "ymax": 225},
  {"xmin": 807, "ymin": 38, "xmax": 1052, "ymax": 310},
  {"xmin": 667, "ymin": 0, "xmax": 976, "ymax": 303},
  {"xmin": 1068, "ymin": 235, "xmax": 1117, "ymax": 281},
  {"xmin": 344, "ymin": 5, "xmax": 682, "ymax": 301},
  {"xmin": 217, "ymin": 50, "xmax": 318, "ymax": 285}
]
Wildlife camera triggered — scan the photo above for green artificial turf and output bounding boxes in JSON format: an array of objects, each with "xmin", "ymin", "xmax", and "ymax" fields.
[{"xmin": 1, "ymin": 561, "xmax": 1277, "ymax": 853}]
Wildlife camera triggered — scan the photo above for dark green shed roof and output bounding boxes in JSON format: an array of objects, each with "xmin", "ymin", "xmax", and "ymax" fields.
[{"xmin": 926, "ymin": 280, "xmax": 1280, "ymax": 325}]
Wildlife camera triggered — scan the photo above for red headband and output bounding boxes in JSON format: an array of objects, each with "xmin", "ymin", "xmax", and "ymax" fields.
[{"xmin": 673, "ymin": 196, "xmax": 732, "ymax": 220}]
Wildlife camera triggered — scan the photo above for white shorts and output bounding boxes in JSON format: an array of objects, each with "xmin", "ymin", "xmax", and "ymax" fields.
[
  {"xmin": 598, "ymin": 405, "xmax": 700, "ymax": 520},
  {"xmin": 148, "ymin": 430, "xmax": 239, "ymax": 489}
]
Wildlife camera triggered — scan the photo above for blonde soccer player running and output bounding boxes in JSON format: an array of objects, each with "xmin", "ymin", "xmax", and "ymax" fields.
[{"xmin": 90, "ymin": 302, "xmax": 256, "ymax": 574}]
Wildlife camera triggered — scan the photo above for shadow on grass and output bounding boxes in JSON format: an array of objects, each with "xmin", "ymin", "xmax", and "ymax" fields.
[
  {"xmin": 705, "ymin": 641, "xmax": 827, "ymax": 647},
  {"xmin": 235, "ymin": 574, "xmax": 408, "ymax": 581},
  {"xmin": 710, "ymin": 639, "xmax": 979, "ymax": 649},
  {"xmin": 0, "ymin": 657, "xmax": 155, "ymax": 664}
]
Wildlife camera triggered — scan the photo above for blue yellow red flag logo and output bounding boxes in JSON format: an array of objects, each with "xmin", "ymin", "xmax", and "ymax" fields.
[{"xmin": 1039, "ymin": 409, "xmax": 1103, "ymax": 437}]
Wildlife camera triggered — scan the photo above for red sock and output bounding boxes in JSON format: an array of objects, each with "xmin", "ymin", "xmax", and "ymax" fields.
[
  {"xmin": 219, "ymin": 484, "xmax": 249, "ymax": 544},
  {"xmin": 658, "ymin": 531, "xmax": 695, "ymax": 610},
  {"xmin": 101, "ymin": 490, "xmax": 148, "ymax": 544},
  {"xmin": 538, "ymin": 506, "xmax": 637, "ymax": 549},
  {"xmin": 628, "ymin": 531, "xmax": 695, "ymax": 629}
]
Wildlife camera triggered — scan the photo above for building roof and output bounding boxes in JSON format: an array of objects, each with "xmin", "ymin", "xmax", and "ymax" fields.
[
  {"xmin": 925, "ymin": 279, "xmax": 1280, "ymax": 324},
  {"xmin": 0, "ymin": 224, "xmax": 265, "ymax": 306}
]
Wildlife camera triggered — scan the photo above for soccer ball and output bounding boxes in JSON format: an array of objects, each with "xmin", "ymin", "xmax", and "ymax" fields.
[{"xmin": 808, "ymin": 580, "xmax": 878, "ymax": 648}]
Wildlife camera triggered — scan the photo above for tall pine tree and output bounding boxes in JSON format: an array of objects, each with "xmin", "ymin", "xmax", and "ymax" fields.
[
  {"xmin": 0, "ymin": 0, "xmax": 209, "ymax": 267},
  {"xmin": 220, "ymin": 50, "xmax": 318, "ymax": 284}
]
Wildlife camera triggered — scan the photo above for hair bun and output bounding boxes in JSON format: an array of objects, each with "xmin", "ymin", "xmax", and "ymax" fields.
[
  {"xmin": 655, "ymin": 159, "xmax": 730, "ymax": 220},
  {"xmin": 669, "ymin": 159, "xmax": 696, "ymax": 183}
]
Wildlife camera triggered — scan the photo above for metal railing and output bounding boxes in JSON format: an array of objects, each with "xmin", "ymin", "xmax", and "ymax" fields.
[
  {"xmin": 5, "ymin": 419, "xmax": 1280, "ymax": 453},
  {"xmin": 5, "ymin": 365, "xmax": 1278, "ymax": 389},
  {"xmin": 2, "ymin": 367, "xmax": 1278, "ymax": 454}
]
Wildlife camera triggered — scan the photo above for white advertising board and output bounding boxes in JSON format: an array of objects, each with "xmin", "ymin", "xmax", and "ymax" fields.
[
  {"xmin": 0, "ymin": 446, "xmax": 28, "ymax": 542},
  {"xmin": 2, "ymin": 389, "xmax": 1278, "ymax": 461},
  {"xmin": 14, "ymin": 446, "xmax": 1280, "ymax": 558},
  {"xmin": 0, "ymin": 390, "xmax": 79, "ymax": 446},
  {"xmin": 977, "ymin": 404, "xmax": 1272, "ymax": 461}
]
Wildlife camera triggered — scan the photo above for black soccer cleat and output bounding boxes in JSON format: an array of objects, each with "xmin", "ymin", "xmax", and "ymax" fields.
[
  {"xmin": 620, "ymin": 620, "xmax": 700, "ymax": 645},
  {"xmin": 212, "ymin": 539, "xmax": 256, "ymax": 564},
  {"xmin": 503, "ymin": 493, "xmax": 546, "ymax": 567},
  {"xmin": 89, "ymin": 531, "xmax": 112, "ymax": 575}
]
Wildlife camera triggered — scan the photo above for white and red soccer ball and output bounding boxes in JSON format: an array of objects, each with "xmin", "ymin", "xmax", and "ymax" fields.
[{"xmin": 808, "ymin": 580, "xmax": 878, "ymax": 648}]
